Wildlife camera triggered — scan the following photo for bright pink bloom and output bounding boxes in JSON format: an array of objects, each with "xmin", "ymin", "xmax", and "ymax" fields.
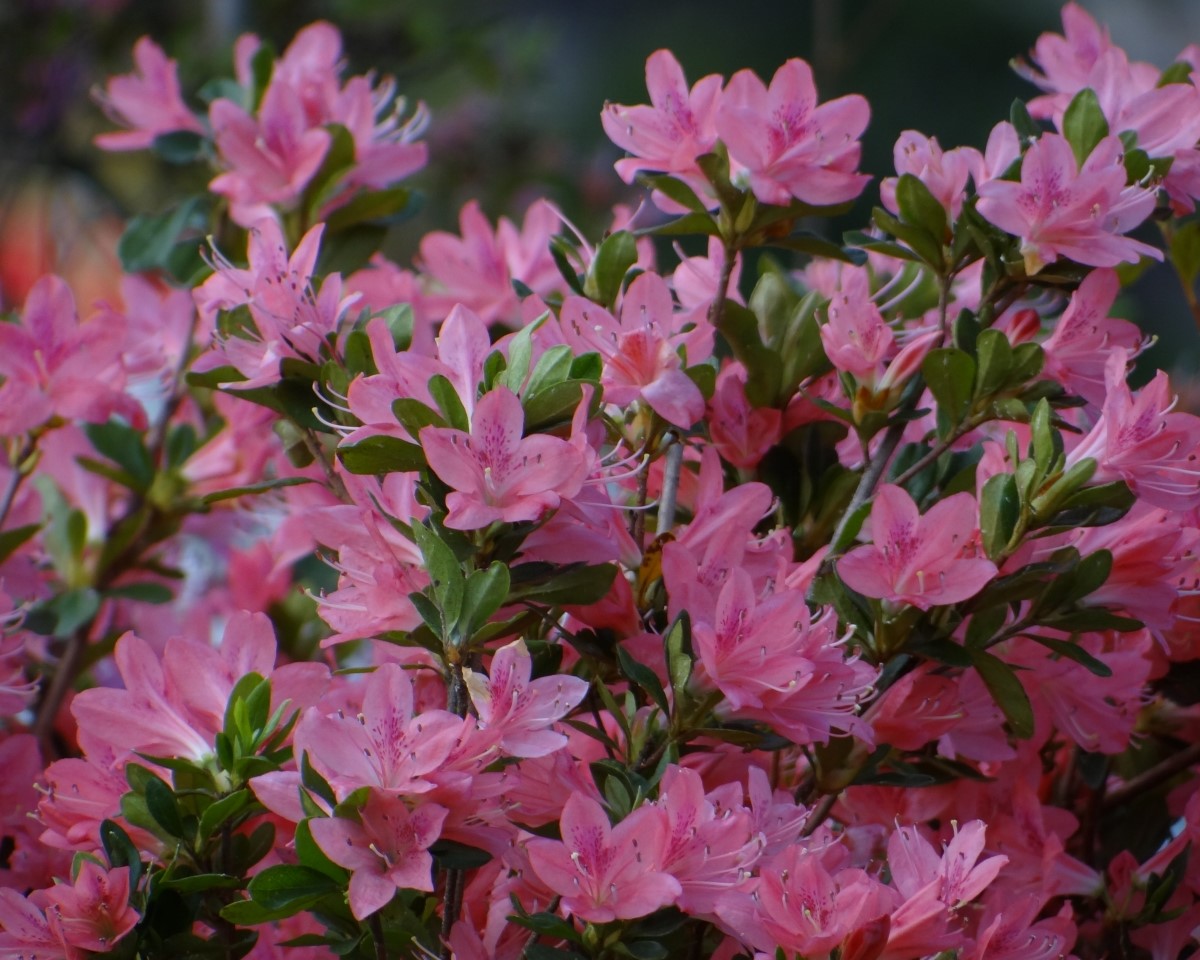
[
  {"xmin": 40, "ymin": 863, "xmax": 138, "ymax": 956},
  {"xmin": 975, "ymin": 133, "xmax": 1161, "ymax": 274},
  {"xmin": 94, "ymin": 37, "xmax": 204, "ymax": 151},
  {"xmin": 1067, "ymin": 348, "xmax": 1200, "ymax": 509},
  {"xmin": 1040, "ymin": 268, "xmax": 1143, "ymax": 406},
  {"xmin": 819, "ymin": 269, "xmax": 895, "ymax": 380},
  {"xmin": 309, "ymin": 793, "xmax": 447, "ymax": 919},
  {"xmin": 716, "ymin": 58, "xmax": 870, "ymax": 207},
  {"xmin": 463, "ymin": 639, "xmax": 588, "ymax": 758},
  {"xmin": 526, "ymin": 793, "xmax": 681, "ymax": 923},
  {"xmin": 560, "ymin": 271, "xmax": 711, "ymax": 429},
  {"xmin": 707, "ymin": 361, "xmax": 782, "ymax": 469},
  {"xmin": 418, "ymin": 200, "xmax": 564, "ymax": 325},
  {"xmin": 421, "ymin": 386, "xmax": 588, "ymax": 530},
  {"xmin": 296, "ymin": 662, "xmax": 462, "ymax": 799},
  {"xmin": 0, "ymin": 275, "xmax": 141, "ymax": 434},
  {"xmin": 881, "ymin": 131, "xmax": 979, "ymax": 220},
  {"xmin": 601, "ymin": 50, "xmax": 723, "ymax": 208},
  {"xmin": 194, "ymin": 218, "xmax": 359, "ymax": 387},
  {"xmin": 0, "ymin": 889, "xmax": 65, "ymax": 960},
  {"xmin": 838, "ymin": 484, "xmax": 998, "ymax": 609}
]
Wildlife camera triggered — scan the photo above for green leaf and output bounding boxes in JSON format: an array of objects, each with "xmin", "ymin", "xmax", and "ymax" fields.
[
  {"xmin": 84, "ymin": 419, "xmax": 154, "ymax": 492},
  {"xmin": 429, "ymin": 838, "xmax": 493, "ymax": 870},
  {"xmin": 105, "ymin": 582, "xmax": 174, "ymax": 604},
  {"xmin": 99, "ymin": 819, "xmax": 142, "ymax": 891},
  {"xmin": 895, "ymin": 173, "xmax": 948, "ymax": 242},
  {"xmin": 460, "ymin": 562, "xmax": 511, "ymax": 640},
  {"xmin": 325, "ymin": 186, "xmax": 412, "ymax": 232},
  {"xmin": 871, "ymin": 207, "xmax": 943, "ymax": 268},
  {"xmin": 338, "ymin": 435, "xmax": 425, "ymax": 474},
  {"xmin": 144, "ymin": 776, "xmax": 187, "ymax": 839},
  {"xmin": 1169, "ymin": 221, "xmax": 1200, "ymax": 291},
  {"xmin": 303, "ymin": 124, "xmax": 356, "ymax": 217},
  {"xmin": 500, "ymin": 313, "xmax": 548, "ymax": 394},
  {"xmin": 636, "ymin": 174, "xmax": 710, "ymax": 213},
  {"xmin": 152, "ymin": 130, "xmax": 206, "ymax": 164},
  {"xmin": 524, "ymin": 344, "xmax": 575, "ymax": 397},
  {"xmin": 247, "ymin": 864, "xmax": 339, "ymax": 914},
  {"xmin": 1009, "ymin": 99, "xmax": 1041, "ymax": 144},
  {"xmin": 412, "ymin": 523, "xmax": 465, "ymax": 636},
  {"xmin": 0, "ymin": 523, "xmax": 39, "ymax": 566},
  {"xmin": 616, "ymin": 645, "xmax": 669, "ymax": 714},
  {"xmin": 506, "ymin": 562, "xmax": 617, "ymax": 606},
  {"xmin": 584, "ymin": 230, "xmax": 639, "ymax": 308},
  {"xmin": 316, "ymin": 222, "xmax": 388, "ymax": 275},
  {"xmin": 198, "ymin": 790, "xmax": 253, "ymax": 845},
  {"xmin": 663, "ymin": 611, "xmax": 693, "ymax": 698},
  {"xmin": 523, "ymin": 380, "xmax": 590, "ymax": 432},
  {"xmin": 979, "ymin": 473, "xmax": 1020, "ymax": 560},
  {"xmin": 1024, "ymin": 634, "xmax": 1112, "ymax": 677},
  {"xmin": 965, "ymin": 606, "xmax": 1010, "ymax": 651},
  {"xmin": 970, "ymin": 649, "xmax": 1034, "ymax": 739},
  {"xmin": 1029, "ymin": 399, "xmax": 1059, "ymax": 475},
  {"xmin": 118, "ymin": 195, "xmax": 207, "ymax": 274},
  {"xmin": 717, "ymin": 301, "xmax": 782, "ymax": 407},
  {"xmin": 922, "ymin": 348, "xmax": 976, "ymax": 432},
  {"xmin": 973, "ymin": 329, "xmax": 1014, "ymax": 399},
  {"xmin": 160, "ymin": 872, "xmax": 243, "ymax": 893},
  {"xmin": 200, "ymin": 476, "xmax": 313, "ymax": 504},
  {"xmin": 1062, "ymin": 88, "xmax": 1109, "ymax": 167},
  {"xmin": 428, "ymin": 374, "xmax": 469, "ymax": 432}
]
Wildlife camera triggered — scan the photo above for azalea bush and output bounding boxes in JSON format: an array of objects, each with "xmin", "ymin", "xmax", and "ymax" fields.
[{"xmin": 5, "ymin": 4, "xmax": 1200, "ymax": 959}]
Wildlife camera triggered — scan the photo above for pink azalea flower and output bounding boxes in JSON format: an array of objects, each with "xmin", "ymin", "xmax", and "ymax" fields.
[
  {"xmin": 975, "ymin": 133, "xmax": 1161, "ymax": 275},
  {"xmin": 716, "ymin": 58, "xmax": 871, "ymax": 207},
  {"xmin": 417, "ymin": 200, "xmax": 564, "ymax": 326},
  {"xmin": 194, "ymin": 218, "xmax": 359, "ymax": 387},
  {"xmin": 881, "ymin": 131, "xmax": 980, "ymax": 220},
  {"xmin": 525, "ymin": 793, "xmax": 681, "ymax": 923},
  {"xmin": 0, "ymin": 275, "xmax": 141, "ymax": 434},
  {"xmin": 463, "ymin": 639, "xmax": 588, "ymax": 758},
  {"xmin": 296, "ymin": 662, "xmax": 462, "ymax": 800},
  {"xmin": 40, "ymin": 862, "xmax": 139, "ymax": 956},
  {"xmin": 1067, "ymin": 347, "xmax": 1200, "ymax": 509},
  {"xmin": 309, "ymin": 793, "xmax": 447, "ymax": 920},
  {"xmin": 559, "ymin": 271, "xmax": 711, "ymax": 429},
  {"xmin": 601, "ymin": 49, "xmax": 724, "ymax": 209},
  {"xmin": 0, "ymin": 888, "xmax": 67, "ymax": 960},
  {"xmin": 421, "ymin": 386, "xmax": 589, "ymax": 530},
  {"xmin": 837, "ymin": 484, "xmax": 998, "ymax": 610},
  {"xmin": 707, "ymin": 361, "xmax": 782, "ymax": 469},
  {"xmin": 1040, "ymin": 268, "xmax": 1143, "ymax": 406},
  {"xmin": 94, "ymin": 37, "xmax": 204, "ymax": 151}
]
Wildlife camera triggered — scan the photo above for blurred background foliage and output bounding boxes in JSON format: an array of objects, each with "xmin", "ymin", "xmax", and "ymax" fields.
[{"xmin": 2, "ymin": 0, "xmax": 1200, "ymax": 377}]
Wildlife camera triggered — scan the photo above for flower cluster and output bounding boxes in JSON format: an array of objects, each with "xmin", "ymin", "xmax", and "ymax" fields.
[{"xmin": 1, "ymin": 6, "xmax": 1200, "ymax": 960}]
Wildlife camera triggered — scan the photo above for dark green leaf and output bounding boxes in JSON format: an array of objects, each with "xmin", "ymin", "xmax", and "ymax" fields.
[
  {"xmin": 152, "ymin": 130, "xmax": 206, "ymax": 164},
  {"xmin": 979, "ymin": 473, "xmax": 1020, "ymax": 560},
  {"xmin": 325, "ymin": 186, "xmax": 412, "ymax": 232},
  {"xmin": 118, "ymin": 195, "xmax": 207, "ymax": 274},
  {"xmin": 105, "ymin": 582, "xmax": 174, "ymax": 604},
  {"xmin": 428, "ymin": 374, "xmax": 469, "ymax": 432},
  {"xmin": 584, "ymin": 231, "xmax": 638, "ymax": 308},
  {"xmin": 636, "ymin": 174, "xmax": 710, "ymax": 213},
  {"xmin": 247, "ymin": 864, "xmax": 339, "ymax": 913},
  {"xmin": 1062, "ymin": 88, "xmax": 1109, "ymax": 167},
  {"xmin": 430, "ymin": 839, "xmax": 493, "ymax": 869},
  {"xmin": 506, "ymin": 562, "xmax": 617, "ymax": 606},
  {"xmin": 922, "ymin": 348, "xmax": 976, "ymax": 432},
  {"xmin": 460, "ymin": 562, "xmax": 511, "ymax": 640},
  {"xmin": 895, "ymin": 173, "xmax": 948, "ymax": 242},
  {"xmin": 616, "ymin": 645, "xmax": 669, "ymax": 714},
  {"xmin": 198, "ymin": 790, "xmax": 253, "ymax": 844},
  {"xmin": 144, "ymin": 776, "xmax": 187, "ymax": 839},
  {"xmin": 971, "ymin": 649, "xmax": 1034, "ymax": 739},
  {"xmin": 1025, "ymin": 634, "xmax": 1112, "ymax": 677},
  {"xmin": 974, "ymin": 329, "xmax": 1014, "ymax": 399},
  {"xmin": 338, "ymin": 435, "xmax": 425, "ymax": 474},
  {"xmin": 200, "ymin": 476, "xmax": 313, "ymax": 503},
  {"xmin": 84, "ymin": 419, "xmax": 154, "ymax": 492},
  {"xmin": 0, "ymin": 523, "xmax": 39, "ymax": 565}
]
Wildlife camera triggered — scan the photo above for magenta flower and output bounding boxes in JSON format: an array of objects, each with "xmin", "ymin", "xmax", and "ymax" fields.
[
  {"xmin": 309, "ymin": 793, "xmax": 447, "ymax": 920},
  {"xmin": 716, "ymin": 58, "xmax": 870, "ymax": 207},
  {"xmin": 837, "ymin": 484, "xmax": 998, "ymax": 610},
  {"xmin": 94, "ymin": 37, "xmax": 204, "ymax": 151},
  {"xmin": 463, "ymin": 639, "xmax": 588, "ymax": 758},
  {"xmin": 421, "ymin": 386, "xmax": 589, "ymax": 530},
  {"xmin": 526, "ymin": 793, "xmax": 681, "ymax": 923},
  {"xmin": 975, "ymin": 133, "xmax": 1161, "ymax": 275}
]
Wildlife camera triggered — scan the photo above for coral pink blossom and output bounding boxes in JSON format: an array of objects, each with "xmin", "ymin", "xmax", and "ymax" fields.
[
  {"xmin": 838, "ymin": 484, "xmax": 998, "ymax": 610},
  {"xmin": 975, "ymin": 133, "xmax": 1160, "ymax": 275},
  {"xmin": 526, "ymin": 793, "xmax": 681, "ymax": 923},
  {"xmin": 40, "ymin": 862, "xmax": 139, "ymax": 955},
  {"xmin": 94, "ymin": 37, "xmax": 204, "ymax": 151},
  {"xmin": 601, "ymin": 49, "xmax": 723, "ymax": 208},
  {"xmin": 309, "ymin": 793, "xmax": 447, "ymax": 919},
  {"xmin": 421, "ymin": 386, "xmax": 588, "ymax": 530},
  {"xmin": 716, "ymin": 58, "xmax": 870, "ymax": 207},
  {"xmin": 463, "ymin": 639, "xmax": 588, "ymax": 758}
]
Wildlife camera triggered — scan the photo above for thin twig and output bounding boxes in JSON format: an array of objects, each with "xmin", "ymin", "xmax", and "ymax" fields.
[
  {"xmin": 655, "ymin": 435, "xmax": 684, "ymax": 536},
  {"xmin": 1103, "ymin": 740, "xmax": 1200, "ymax": 810}
]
